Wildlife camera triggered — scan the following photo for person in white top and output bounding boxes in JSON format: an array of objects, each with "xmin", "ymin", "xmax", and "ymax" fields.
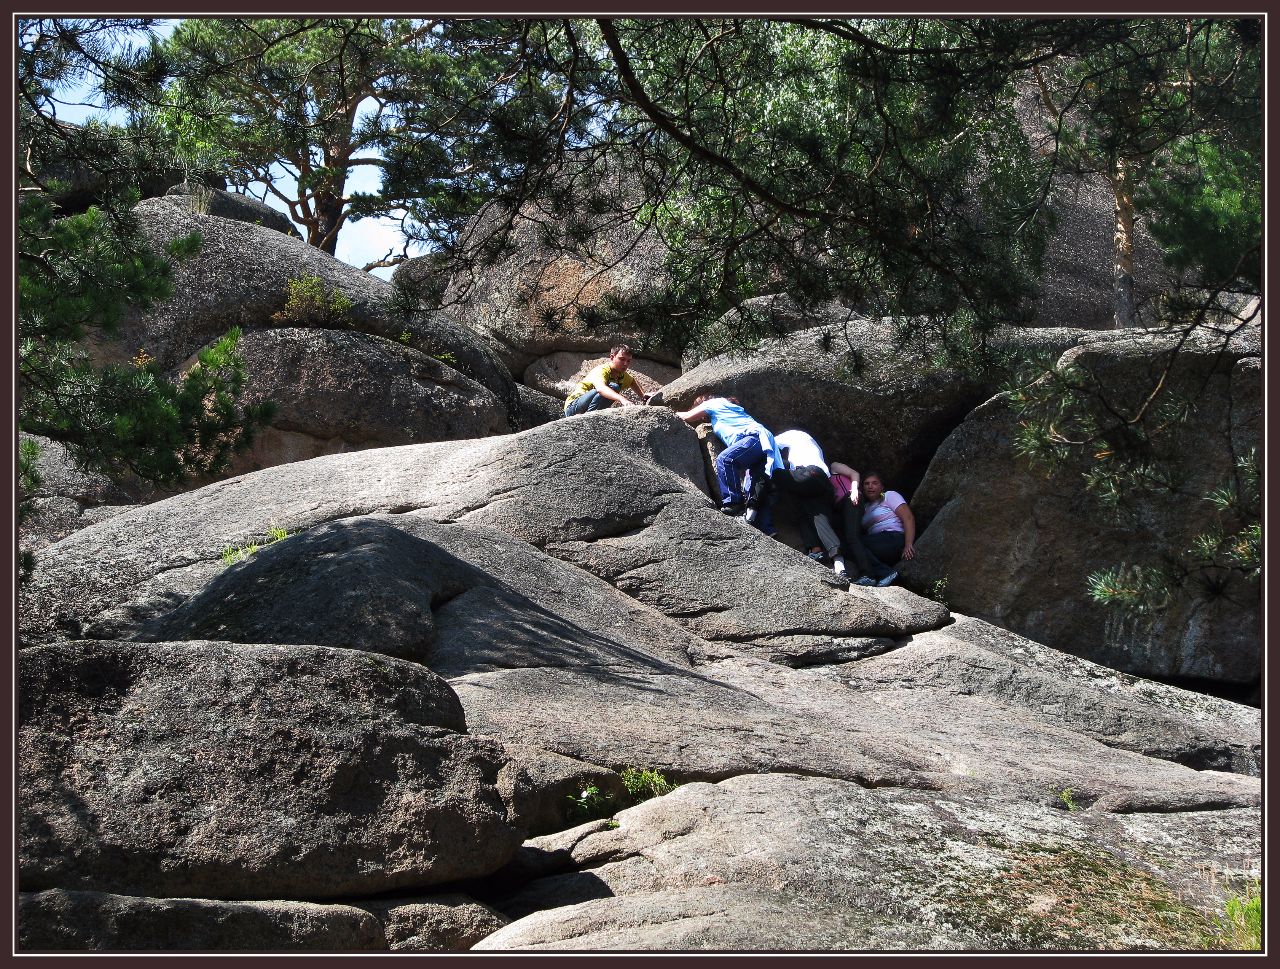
[
  {"xmin": 846, "ymin": 470, "xmax": 916, "ymax": 587},
  {"xmin": 772, "ymin": 429, "xmax": 847, "ymax": 577}
]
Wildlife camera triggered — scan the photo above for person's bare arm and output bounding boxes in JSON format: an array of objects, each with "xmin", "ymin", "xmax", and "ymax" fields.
[
  {"xmin": 675, "ymin": 406, "xmax": 709, "ymax": 425},
  {"xmin": 592, "ymin": 375, "xmax": 633, "ymax": 406},
  {"xmin": 895, "ymin": 502, "xmax": 917, "ymax": 560},
  {"xmin": 830, "ymin": 462, "xmax": 861, "ymax": 504}
]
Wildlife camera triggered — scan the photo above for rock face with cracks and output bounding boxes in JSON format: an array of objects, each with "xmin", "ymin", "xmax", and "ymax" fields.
[{"xmin": 18, "ymin": 407, "xmax": 1259, "ymax": 952}]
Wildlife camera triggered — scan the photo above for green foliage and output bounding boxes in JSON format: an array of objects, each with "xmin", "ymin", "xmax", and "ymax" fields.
[
  {"xmin": 1216, "ymin": 881, "xmax": 1262, "ymax": 950},
  {"xmin": 565, "ymin": 784, "xmax": 613, "ymax": 824},
  {"xmin": 19, "ymin": 438, "xmax": 43, "ymax": 496},
  {"xmin": 220, "ymin": 523, "xmax": 289, "ymax": 566},
  {"xmin": 220, "ymin": 542, "xmax": 259, "ymax": 566},
  {"xmin": 18, "ymin": 550, "xmax": 37, "ymax": 585},
  {"xmin": 928, "ymin": 576, "xmax": 950, "ymax": 609},
  {"xmin": 1141, "ymin": 139, "xmax": 1261, "ymax": 291},
  {"xmin": 620, "ymin": 767, "xmax": 676, "ymax": 802},
  {"xmin": 271, "ymin": 276, "xmax": 354, "ymax": 327},
  {"xmin": 153, "ymin": 18, "xmax": 562, "ymax": 256},
  {"xmin": 1056, "ymin": 787, "xmax": 1078, "ymax": 812},
  {"xmin": 1084, "ymin": 449, "xmax": 1259, "ymax": 615}
]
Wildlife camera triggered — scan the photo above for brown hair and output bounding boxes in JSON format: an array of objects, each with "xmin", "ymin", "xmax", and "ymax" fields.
[
  {"xmin": 610, "ymin": 344, "xmax": 633, "ymax": 357},
  {"xmin": 692, "ymin": 393, "xmax": 740, "ymax": 406}
]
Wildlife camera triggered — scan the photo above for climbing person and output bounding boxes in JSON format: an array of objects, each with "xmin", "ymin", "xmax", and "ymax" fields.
[
  {"xmin": 674, "ymin": 395, "xmax": 783, "ymax": 528},
  {"xmin": 842, "ymin": 469, "xmax": 916, "ymax": 587},
  {"xmin": 563, "ymin": 345, "xmax": 640, "ymax": 417},
  {"xmin": 772, "ymin": 429, "xmax": 849, "ymax": 578}
]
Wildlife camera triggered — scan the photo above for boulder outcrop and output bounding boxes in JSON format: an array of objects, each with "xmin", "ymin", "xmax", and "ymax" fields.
[
  {"xmin": 904, "ymin": 324, "xmax": 1262, "ymax": 687},
  {"xmin": 19, "ymin": 639, "xmax": 525, "ymax": 900},
  {"xmin": 216, "ymin": 327, "xmax": 509, "ymax": 477},
  {"xmin": 101, "ymin": 195, "xmax": 515, "ymax": 411},
  {"xmin": 164, "ymin": 183, "xmax": 299, "ymax": 237},
  {"xmin": 18, "ymin": 405, "xmax": 1260, "ymax": 952}
]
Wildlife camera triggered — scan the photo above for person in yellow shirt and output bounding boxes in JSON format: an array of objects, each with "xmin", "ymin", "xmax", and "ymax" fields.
[{"xmin": 563, "ymin": 345, "xmax": 641, "ymax": 416}]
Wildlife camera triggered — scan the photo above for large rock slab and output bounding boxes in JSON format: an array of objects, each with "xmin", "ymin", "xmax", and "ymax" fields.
[
  {"xmin": 102, "ymin": 195, "xmax": 515, "ymax": 409},
  {"xmin": 18, "ymin": 639, "xmax": 524, "ymax": 900},
  {"xmin": 214, "ymin": 327, "xmax": 509, "ymax": 477},
  {"xmin": 54, "ymin": 521, "xmax": 1253, "ymax": 816},
  {"xmin": 659, "ymin": 309, "xmax": 1090, "ymax": 492},
  {"xmin": 18, "ymin": 890, "xmax": 384, "ymax": 952},
  {"xmin": 18, "ymin": 409, "xmax": 1257, "ymax": 854},
  {"xmin": 21, "ymin": 409, "xmax": 944, "ymax": 662},
  {"xmin": 833, "ymin": 615, "xmax": 1260, "ymax": 776},
  {"xmin": 698, "ymin": 648, "xmax": 1258, "ymax": 815},
  {"xmin": 477, "ymin": 773, "xmax": 1259, "ymax": 950},
  {"xmin": 904, "ymin": 325, "xmax": 1262, "ymax": 686}
]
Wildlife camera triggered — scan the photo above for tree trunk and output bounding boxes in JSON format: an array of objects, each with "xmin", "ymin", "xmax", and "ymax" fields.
[
  {"xmin": 312, "ymin": 192, "xmax": 345, "ymax": 257},
  {"xmin": 1110, "ymin": 158, "xmax": 1137, "ymax": 329}
]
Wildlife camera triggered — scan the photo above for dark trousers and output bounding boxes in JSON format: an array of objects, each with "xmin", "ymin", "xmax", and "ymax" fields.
[
  {"xmin": 564, "ymin": 382, "xmax": 621, "ymax": 416},
  {"xmin": 836, "ymin": 495, "xmax": 900, "ymax": 579},
  {"xmin": 773, "ymin": 466, "xmax": 841, "ymax": 557}
]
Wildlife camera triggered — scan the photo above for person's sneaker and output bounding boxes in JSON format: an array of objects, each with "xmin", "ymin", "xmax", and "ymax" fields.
[
  {"xmin": 744, "ymin": 508, "xmax": 759, "ymax": 524},
  {"xmin": 720, "ymin": 502, "xmax": 746, "ymax": 516},
  {"xmin": 875, "ymin": 571, "xmax": 899, "ymax": 587},
  {"xmin": 854, "ymin": 576, "xmax": 876, "ymax": 587},
  {"xmin": 806, "ymin": 551, "xmax": 825, "ymax": 563}
]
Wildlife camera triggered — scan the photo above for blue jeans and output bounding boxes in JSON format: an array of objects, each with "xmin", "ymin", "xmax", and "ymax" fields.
[
  {"xmin": 564, "ymin": 382, "xmax": 621, "ymax": 416},
  {"xmin": 715, "ymin": 433, "xmax": 766, "ymax": 506}
]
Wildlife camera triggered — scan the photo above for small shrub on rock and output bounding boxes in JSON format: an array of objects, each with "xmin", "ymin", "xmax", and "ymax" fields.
[{"xmin": 271, "ymin": 275, "xmax": 354, "ymax": 328}]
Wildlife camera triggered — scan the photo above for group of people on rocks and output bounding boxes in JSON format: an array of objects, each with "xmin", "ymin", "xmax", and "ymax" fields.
[{"xmin": 562, "ymin": 345, "xmax": 915, "ymax": 587}]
